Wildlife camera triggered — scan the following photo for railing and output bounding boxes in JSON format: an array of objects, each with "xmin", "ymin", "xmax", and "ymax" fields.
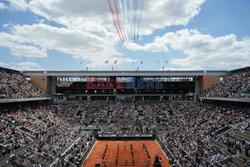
[
  {"xmin": 0, "ymin": 97, "xmax": 51, "ymax": 104},
  {"xmin": 80, "ymin": 138, "xmax": 96, "ymax": 165},
  {"xmin": 155, "ymin": 136, "xmax": 177, "ymax": 167},
  {"xmin": 60, "ymin": 132, "xmax": 86, "ymax": 157},
  {"xmin": 0, "ymin": 127, "xmax": 56, "ymax": 165},
  {"xmin": 214, "ymin": 126, "xmax": 231, "ymax": 137}
]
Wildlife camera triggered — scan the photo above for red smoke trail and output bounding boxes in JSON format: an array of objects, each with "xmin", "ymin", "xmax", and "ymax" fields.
[
  {"xmin": 113, "ymin": 0, "xmax": 125, "ymax": 42},
  {"xmin": 107, "ymin": 0, "xmax": 123, "ymax": 42}
]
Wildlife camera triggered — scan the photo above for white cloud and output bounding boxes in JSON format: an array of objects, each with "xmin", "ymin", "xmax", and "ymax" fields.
[
  {"xmin": 140, "ymin": 0, "xmax": 206, "ymax": 35},
  {"xmin": 162, "ymin": 67, "xmax": 203, "ymax": 71},
  {"xmin": 165, "ymin": 30, "xmax": 250, "ymax": 69},
  {"xmin": 0, "ymin": 61, "xmax": 43, "ymax": 71},
  {"xmin": 0, "ymin": 62, "xmax": 9, "ymax": 67},
  {"xmin": 10, "ymin": 61, "xmax": 43, "ymax": 71},
  {"xmin": 10, "ymin": 23, "xmax": 119, "ymax": 66},
  {"xmin": 0, "ymin": 21, "xmax": 132, "ymax": 68},
  {"xmin": 3, "ymin": 24, "xmax": 9, "ymax": 27},
  {"xmin": 134, "ymin": 29, "xmax": 250, "ymax": 69},
  {"xmin": 0, "ymin": 2, "xmax": 7, "ymax": 9},
  {"xmin": 16, "ymin": 61, "xmax": 41, "ymax": 67},
  {"xmin": 0, "ymin": 0, "xmax": 28, "ymax": 11},
  {"xmin": 28, "ymin": 0, "xmax": 112, "ymax": 31},
  {"xmin": 0, "ymin": 32, "xmax": 47, "ymax": 58},
  {"xmin": 6, "ymin": 0, "xmax": 28, "ymax": 11},
  {"xmin": 27, "ymin": 0, "xmax": 206, "ymax": 36},
  {"xmin": 0, "ymin": 0, "xmax": 210, "ymax": 69},
  {"xmin": 124, "ymin": 42, "xmax": 169, "ymax": 52},
  {"xmin": 11, "ymin": 45, "xmax": 47, "ymax": 58}
]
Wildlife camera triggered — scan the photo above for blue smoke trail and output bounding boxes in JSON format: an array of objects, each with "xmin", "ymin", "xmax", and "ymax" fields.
[{"xmin": 137, "ymin": 0, "xmax": 144, "ymax": 41}]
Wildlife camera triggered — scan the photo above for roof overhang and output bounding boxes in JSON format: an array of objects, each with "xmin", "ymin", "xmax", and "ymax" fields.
[{"xmin": 22, "ymin": 70, "xmax": 228, "ymax": 77}]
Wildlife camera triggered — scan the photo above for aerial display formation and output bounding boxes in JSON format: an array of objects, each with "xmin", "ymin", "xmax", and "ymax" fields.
[{"xmin": 107, "ymin": 0, "xmax": 144, "ymax": 43}]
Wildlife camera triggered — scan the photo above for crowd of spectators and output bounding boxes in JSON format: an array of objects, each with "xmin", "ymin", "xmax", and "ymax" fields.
[
  {"xmin": 81, "ymin": 101, "xmax": 170, "ymax": 133},
  {"xmin": 203, "ymin": 68, "xmax": 249, "ymax": 98},
  {"xmin": 159, "ymin": 102, "xmax": 249, "ymax": 166},
  {"xmin": 1, "ymin": 66, "xmax": 249, "ymax": 167},
  {"xmin": 78, "ymin": 100, "xmax": 249, "ymax": 166},
  {"xmin": 0, "ymin": 101, "xmax": 249, "ymax": 166},
  {"xmin": 0, "ymin": 65, "xmax": 249, "ymax": 166},
  {"xmin": 54, "ymin": 134, "xmax": 94, "ymax": 167},
  {"xmin": 0, "ymin": 103, "xmax": 88, "ymax": 167},
  {"xmin": 0, "ymin": 69, "xmax": 47, "ymax": 99}
]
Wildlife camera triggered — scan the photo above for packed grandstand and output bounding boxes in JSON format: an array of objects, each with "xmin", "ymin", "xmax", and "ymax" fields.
[
  {"xmin": 203, "ymin": 69, "xmax": 249, "ymax": 98},
  {"xmin": 0, "ymin": 67, "xmax": 249, "ymax": 167},
  {"xmin": 0, "ymin": 69, "xmax": 47, "ymax": 99}
]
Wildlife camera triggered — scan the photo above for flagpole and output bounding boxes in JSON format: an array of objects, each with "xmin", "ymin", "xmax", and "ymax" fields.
[{"xmin": 165, "ymin": 59, "xmax": 168, "ymax": 71}]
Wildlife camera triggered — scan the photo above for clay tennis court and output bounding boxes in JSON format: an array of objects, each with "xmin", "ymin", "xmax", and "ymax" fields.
[{"xmin": 82, "ymin": 140, "xmax": 172, "ymax": 167}]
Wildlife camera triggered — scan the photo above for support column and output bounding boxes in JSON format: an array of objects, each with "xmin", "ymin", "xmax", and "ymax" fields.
[
  {"xmin": 169, "ymin": 95, "xmax": 173, "ymax": 102},
  {"xmin": 194, "ymin": 94, "xmax": 197, "ymax": 101},
  {"xmin": 50, "ymin": 76, "xmax": 56, "ymax": 96},
  {"xmin": 194, "ymin": 77, "xmax": 201, "ymax": 96}
]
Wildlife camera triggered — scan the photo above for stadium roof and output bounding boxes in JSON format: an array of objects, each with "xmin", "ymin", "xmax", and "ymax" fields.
[
  {"xmin": 230, "ymin": 66, "xmax": 249, "ymax": 73},
  {"xmin": 22, "ymin": 70, "xmax": 228, "ymax": 77},
  {"xmin": 0, "ymin": 67, "xmax": 20, "ymax": 73}
]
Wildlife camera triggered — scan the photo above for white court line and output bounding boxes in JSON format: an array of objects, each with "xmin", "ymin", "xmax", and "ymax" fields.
[
  {"xmin": 81, "ymin": 140, "xmax": 97, "ymax": 165},
  {"xmin": 155, "ymin": 140, "xmax": 170, "ymax": 165},
  {"xmin": 108, "ymin": 144, "xmax": 113, "ymax": 167},
  {"xmin": 139, "ymin": 142, "xmax": 146, "ymax": 166}
]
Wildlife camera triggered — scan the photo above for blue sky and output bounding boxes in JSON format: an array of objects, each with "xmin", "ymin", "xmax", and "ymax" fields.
[{"xmin": 0, "ymin": 0, "xmax": 249, "ymax": 71}]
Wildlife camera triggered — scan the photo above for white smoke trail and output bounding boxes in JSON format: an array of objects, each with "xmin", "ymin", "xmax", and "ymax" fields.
[
  {"xmin": 129, "ymin": 0, "xmax": 133, "ymax": 42},
  {"xmin": 118, "ymin": 0, "xmax": 128, "ymax": 42},
  {"xmin": 123, "ymin": 0, "xmax": 130, "ymax": 42},
  {"xmin": 137, "ymin": 0, "xmax": 144, "ymax": 41},
  {"xmin": 133, "ymin": 0, "xmax": 138, "ymax": 42}
]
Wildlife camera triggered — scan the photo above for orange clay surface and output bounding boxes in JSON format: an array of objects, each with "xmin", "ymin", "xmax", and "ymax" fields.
[{"xmin": 82, "ymin": 140, "xmax": 172, "ymax": 167}]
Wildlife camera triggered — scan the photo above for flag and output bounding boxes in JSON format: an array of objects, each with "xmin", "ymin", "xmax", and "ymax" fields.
[
  {"xmin": 105, "ymin": 60, "xmax": 109, "ymax": 64},
  {"xmin": 114, "ymin": 60, "xmax": 117, "ymax": 64},
  {"xmin": 141, "ymin": 61, "xmax": 143, "ymax": 64}
]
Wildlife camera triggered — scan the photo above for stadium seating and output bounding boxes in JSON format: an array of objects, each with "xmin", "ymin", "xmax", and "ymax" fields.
[
  {"xmin": 0, "ymin": 68, "xmax": 47, "ymax": 99},
  {"xmin": 0, "ymin": 68, "xmax": 249, "ymax": 167},
  {"xmin": 0, "ymin": 100, "xmax": 248, "ymax": 166},
  {"xmin": 203, "ymin": 68, "xmax": 249, "ymax": 98}
]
